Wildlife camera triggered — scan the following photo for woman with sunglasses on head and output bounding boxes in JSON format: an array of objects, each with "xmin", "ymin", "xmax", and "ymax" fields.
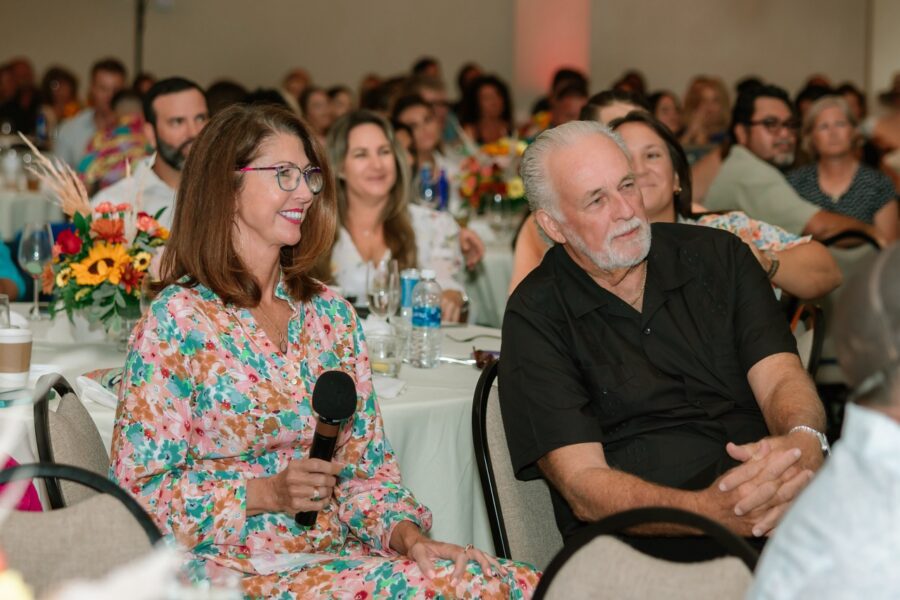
[
  {"xmin": 110, "ymin": 104, "xmax": 538, "ymax": 597},
  {"xmin": 317, "ymin": 110, "xmax": 468, "ymax": 322},
  {"xmin": 610, "ymin": 111, "xmax": 841, "ymax": 300},
  {"xmin": 787, "ymin": 96, "xmax": 898, "ymax": 245}
]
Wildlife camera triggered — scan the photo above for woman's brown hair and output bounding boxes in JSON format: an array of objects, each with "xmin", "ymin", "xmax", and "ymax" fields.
[
  {"xmin": 314, "ymin": 110, "xmax": 416, "ymax": 281},
  {"xmin": 159, "ymin": 103, "xmax": 337, "ymax": 305}
]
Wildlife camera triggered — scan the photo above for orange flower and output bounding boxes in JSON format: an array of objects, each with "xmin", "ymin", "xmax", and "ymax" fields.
[
  {"xmin": 41, "ymin": 262, "xmax": 54, "ymax": 294},
  {"xmin": 120, "ymin": 262, "xmax": 143, "ymax": 294},
  {"xmin": 115, "ymin": 203, "xmax": 132, "ymax": 212},
  {"xmin": 91, "ymin": 218, "xmax": 127, "ymax": 243}
]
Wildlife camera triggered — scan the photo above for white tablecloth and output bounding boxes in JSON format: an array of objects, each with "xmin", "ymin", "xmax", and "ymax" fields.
[
  {"xmin": 465, "ymin": 219, "xmax": 514, "ymax": 329},
  {"xmin": 1, "ymin": 304, "xmax": 498, "ymax": 552},
  {"xmin": 0, "ymin": 190, "xmax": 64, "ymax": 241}
]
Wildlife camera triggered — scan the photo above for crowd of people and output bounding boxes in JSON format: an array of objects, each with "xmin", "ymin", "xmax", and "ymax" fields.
[{"xmin": 3, "ymin": 50, "xmax": 900, "ymax": 598}]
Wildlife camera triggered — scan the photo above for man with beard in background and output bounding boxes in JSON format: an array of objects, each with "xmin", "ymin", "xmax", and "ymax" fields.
[{"xmin": 91, "ymin": 77, "xmax": 208, "ymax": 229}]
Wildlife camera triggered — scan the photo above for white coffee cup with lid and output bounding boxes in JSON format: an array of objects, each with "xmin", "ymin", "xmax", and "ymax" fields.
[{"xmin": 0, "ymin": 328, "xmax": 32, "ymax": 389}]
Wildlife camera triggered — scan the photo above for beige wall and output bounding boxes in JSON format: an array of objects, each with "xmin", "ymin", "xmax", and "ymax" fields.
[
  {"xmin": 2, "ymin": 0, "xmax": 515, "ymax": 97},
  {"xmin": 591, "ymin": 0, "xmax": 867, "ymax": 102},
  {"xmin": 0, "ymin": 0, "xmax": 887, "ymax": 116}
]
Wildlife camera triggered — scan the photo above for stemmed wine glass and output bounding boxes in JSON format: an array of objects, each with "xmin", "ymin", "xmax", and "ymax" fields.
[
  {"xmin": 366, "ymin": 259, "xmax": 400, "ymax": 319},
  {"xmin": 17, "ymin": 222, "xmax": 53, "ymax": 320}
]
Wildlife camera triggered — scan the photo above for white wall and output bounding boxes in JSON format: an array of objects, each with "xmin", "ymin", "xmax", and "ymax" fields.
[
  {"xmin": 870, "ymin": 0, "xmax": 900, "ymax": 114},
  {"xmin": 591, "ymin": 0, "xmax": 867, "ymax": 101}
]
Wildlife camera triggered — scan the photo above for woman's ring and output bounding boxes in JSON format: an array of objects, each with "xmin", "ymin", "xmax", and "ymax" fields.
[
  {"xmin": 311, "ymin": 487, "xmax": 321, "ymax": 501},
  {"xmin": 464, "ymin": 544, "xmax": 473, "ymax": 554}
]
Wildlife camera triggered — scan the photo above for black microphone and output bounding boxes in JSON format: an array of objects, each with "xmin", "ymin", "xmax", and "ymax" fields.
[{"xmin": 295, "ymin": 370, "xmax": 357, "ymax": 527}]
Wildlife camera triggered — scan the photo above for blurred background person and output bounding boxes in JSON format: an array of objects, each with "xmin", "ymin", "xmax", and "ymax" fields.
[
  {"xmin": 299, "ymin": 86, "xmax": 332, "ymax": 146},
  {"xmin": 38, "ymin": 65, "xmax": 81, "ymax": 138},
  {"xmin": 0, "ymin": 56, "xmax": 39, "ymax": 135},
  {"xmin": 205, "ymin": 79, "xmax": 247, "ymax": 117},
  {"xmin": 279, "ymin": 67, "xmax": 310, "ymax": 114},
  {"xmin": 132, "ymin": 71, "xmax": 156, "ymax": 97},
  {"xmin": 680, "ymin": 75, "xmax": 730, "ymax": 158},
  {"xmin": 459, "ymin": 74, "xmax": 513, "ymax": 145},
  {"xmin": 648, "ymin": 90, "xmax": 683, "ymax": 136},
  {"xmin": 327, "ymin": 85, "xmax": 354, "ymax": 120},
  {"xmin": 788, "ymin": 95, "xmax": 898, "ymax": 244}
]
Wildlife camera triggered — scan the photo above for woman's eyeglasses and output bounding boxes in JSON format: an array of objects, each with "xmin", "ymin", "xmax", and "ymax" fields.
[{"xmin": 237, "ymin": 164, "xmax": 324, "ymax": 194}]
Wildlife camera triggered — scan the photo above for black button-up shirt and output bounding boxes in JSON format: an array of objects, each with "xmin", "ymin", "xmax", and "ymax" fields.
[{"xmin": 500, "ymin": 223, "xmax": 798, "ymax": 539}]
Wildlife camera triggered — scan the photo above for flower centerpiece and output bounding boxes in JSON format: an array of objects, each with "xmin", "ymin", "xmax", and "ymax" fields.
[
  {"xmin": 458, "ymin": 136, "xmax": 528, "ymax": 215},
  {"xmin": 19, "ymin": 134, "xmax": 167, "ymax": 335}
]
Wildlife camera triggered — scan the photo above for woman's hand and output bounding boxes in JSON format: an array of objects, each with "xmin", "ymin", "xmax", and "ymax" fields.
[
  {"xmin": 390, "ymin": 521, "xmax": 507, "ymax": 583},
  {"xmin": 440, "ymin": 290, "xmax": 465, "ymax": 323},
  {"xmin": 459, "ymin": 228, "xmax": 485, "ymax": 269},
  {"xmin": 246, "ymin": 458, "xmax": 344, "ymax": 516}
]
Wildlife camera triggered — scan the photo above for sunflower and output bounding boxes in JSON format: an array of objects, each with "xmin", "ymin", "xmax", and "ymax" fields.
[
  {"xmin": 55, "ymin": 267, "xmax": 73, "ymax": 288},
  {"xmin": 70, "ymin": 242, "xmax": 131, "ymax": 286},
  {"xmin": 133, "ymin": 251, "xmax": 152, "ymax": 272}
]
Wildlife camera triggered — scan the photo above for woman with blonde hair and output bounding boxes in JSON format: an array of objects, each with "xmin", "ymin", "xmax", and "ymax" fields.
[
  {"xmin": 681, "ymin": 76, "xmax": 731, "ymax": 150},
  {"xmin": 788, "ymin": 95, "xmax": 898, "ymax": 244}
]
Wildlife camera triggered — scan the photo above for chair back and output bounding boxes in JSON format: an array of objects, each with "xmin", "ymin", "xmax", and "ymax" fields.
[
  {"xmin": 0, "ymin": 463, "xmax": 161, "ymax": 597},
  {"xmin": 534, "ymin": 507, "xmax": 758, "ymax": 600},
  {"xmin": 472, "ymin": 359, "xmax": 564, "ymax": 569},
  {"xmin": 34, "ymin": 374, "xmax": 110, "ymax": 508},
  {"xmin": 791, "ymin": 303, "xmax": 825, "ymax": 377}
]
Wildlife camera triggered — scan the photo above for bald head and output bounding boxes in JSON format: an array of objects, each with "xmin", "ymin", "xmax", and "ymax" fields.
[{"xmin": 835, "ymin": 244, "xmax": 900, "ymax": 406}]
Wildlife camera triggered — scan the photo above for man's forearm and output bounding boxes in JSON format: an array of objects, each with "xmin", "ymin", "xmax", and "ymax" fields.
[{"xmin": 803, "ymin": 211, "xmax": 882, "ymax": 246}]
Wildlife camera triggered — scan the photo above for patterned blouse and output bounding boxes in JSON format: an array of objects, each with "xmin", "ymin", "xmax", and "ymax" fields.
[
  {"xmin": 681, "ymin": 210, "xmax": 811, "ymax": 252},
  {"xmin": 109, "ymin": 279, "xmax": 432, "ymax": 576},
  {"xmin": 787, "ymin": 163, "xmax": 896, "ymax": 224},
  {"xmin": 330, "ymin": 203, "xmax": 464, "ymax": 302}
]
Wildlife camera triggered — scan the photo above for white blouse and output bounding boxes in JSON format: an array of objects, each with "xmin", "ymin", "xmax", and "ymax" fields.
[{"xmin": 330, "ymin": 203, "xmax": 464, "ymax": 303}]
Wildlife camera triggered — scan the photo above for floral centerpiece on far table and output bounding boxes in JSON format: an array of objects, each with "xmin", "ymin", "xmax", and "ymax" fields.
[
  {"xmin": 458, "ymin": 136, "xmax": 528, "ymax": 214},
  {"xmin": 19, "ymin": 134, "xmax": 167, "ymax": 335}
]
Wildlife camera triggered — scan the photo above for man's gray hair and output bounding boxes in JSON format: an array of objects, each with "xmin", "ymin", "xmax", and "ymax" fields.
[{"xmin": 520, "ymin": 120, "xmax": 631, "ymax": 216}]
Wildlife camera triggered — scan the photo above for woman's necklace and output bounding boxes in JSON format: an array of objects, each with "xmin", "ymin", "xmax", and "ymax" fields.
[{"xmin": 254, "ymin": 305, "xmax": 288, "ymax": 354}]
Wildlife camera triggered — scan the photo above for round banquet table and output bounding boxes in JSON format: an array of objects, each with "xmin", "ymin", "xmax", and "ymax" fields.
[{"xmin": 1, "ymin": 303, "xmax": 500, "ymax": 552}]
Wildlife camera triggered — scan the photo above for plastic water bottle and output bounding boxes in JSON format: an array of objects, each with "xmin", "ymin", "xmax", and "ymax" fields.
[
  {"xmin": 409, "ymin": 269, "xmax": 442, "ymax": 368},
  {"xmin": 419, "ymin": 164, "xmax": 435, "ymax": 207},
  {"xmin": 437, "ymin": 169, "xmax": 449, "ymax": 211}
]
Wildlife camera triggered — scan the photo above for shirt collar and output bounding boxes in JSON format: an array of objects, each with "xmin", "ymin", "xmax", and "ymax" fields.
[{"xmin": 556, "ymin": 223, "xmax": 695, "ymax": 319}]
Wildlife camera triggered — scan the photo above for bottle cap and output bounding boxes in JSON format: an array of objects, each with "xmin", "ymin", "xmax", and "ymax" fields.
[{"xmin": 420, "ymin": 269, "xmax": 436, "ymax": 279}]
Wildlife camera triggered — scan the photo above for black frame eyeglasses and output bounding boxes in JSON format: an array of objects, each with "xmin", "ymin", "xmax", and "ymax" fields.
[
  {"xmin": 237, "ymin": 164, "xmax": 324, "ymax": 194},
  {"xmin": 747, "ymin": 117, "xmax": 800, "ymax": 134}
]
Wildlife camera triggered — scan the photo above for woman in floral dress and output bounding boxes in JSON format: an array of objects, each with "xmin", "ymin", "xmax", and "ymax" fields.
[{"xmin": 109, "ymin": 104, "xmax": 539, "ymax": 599}]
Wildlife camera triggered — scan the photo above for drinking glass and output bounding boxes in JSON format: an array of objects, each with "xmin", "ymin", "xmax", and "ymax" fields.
[
  {"xmin": 366, "ymin": 259, "xmax": 400, "ymax": 319},
  {"xmin": 367, "ymin": 333, "xmax": 401, "ymax": 378},
  {"xmin": 17, "ymin": 222, "xmax": 53, "ymax": 320},
  {"xmin": 0, "ymin": 294, "xmax": 9, "ymax": 328}
]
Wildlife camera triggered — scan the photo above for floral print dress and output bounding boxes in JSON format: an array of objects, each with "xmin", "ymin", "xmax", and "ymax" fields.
[{"xmin": 109, "ymin": 279, "xmax": 538, "ymax": 599}]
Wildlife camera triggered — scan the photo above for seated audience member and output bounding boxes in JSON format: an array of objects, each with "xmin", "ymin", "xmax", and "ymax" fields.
[
  {"xmin": 750, "ymin": 244, "xmax": 900, "ymax": 598},
  {"xmin": 579, "ymin": 89, "xmax": 650, "ymax": 125},
  {"xmin": 459, "ymin": 75, "xmax": 513, "ymax": 145},
  {"xmin": 327, "ymin": 85, "xmax": 354, "ymax": 120},
  {"xmin": 300, "ymin": 86, "xmax": 333, "ymax": 145},
  {"xmin": 612, "ymin": 69, "xmax": 648, "ymax": 98},
  {"xmin": 610, "ymin": 111, "xmax": 841, "ymax": 300},
  {"xmin": 278, "ymin": 67, "xmax": 310, "ymax": 114},
  {"xmin": 680, "ymin": 75, "xmax": 730, "ymax": 148},
  {"xmin": 78, "ymin": 89, "xmax": 151, "ymax": 194},
  {"xmin": 647, "ymin": 90, "xmax": 683, "ymax": 136},
  {"xmin": 56, "ymin": 58, "xmax": 127, "ymax": 167},
  {"xmin": 132, "ymin": 72, "xmax": 156, "ymax": 97},
  {"xmin": 0, "ymin": 57, "xmax": 39, "ymax": 135},
  {"xmin": 700, "ymin": 84, "xmax": 883, "ymax": 245},
  {"xmin": 317, "ymin": 110, "xmax": 467, "ymax": 321},
  {"xmin": 91, "ymin": 77, "xmax": 208, "ymax": 230},
  {"xmin": 38, "ymin": 66, "xmax": 81, "ymax": 138},
  {"xmin": 529, "ymin": 68, "xmax": 587, "ymax": 118},
  {"xmin": 501, "ymin": 121, "xmax": 827, "ymax": 560},
  {"xmin": 411, "ymin": 56, "xmax": 441, "ymax": 81},
  {"xmin": 205, "ymin": 79, "xmax": 247, "ymax": 117},
  {"xmin": 110, "ymin": 104, "xmax": 538, "ymax": 597},
  {"xmin": 787, "ymin": 96, "xmax": 898, "ymax": 244},
  {"xmin": 0, "ymin": 242, "xmax": 25, "ymax": 300},
  {"xmin": 404, "ymin": 75, "xmax": 462, "ymax": 149},
  {"xmin": 548, "ymin": 81, "xmax": 588, "ymax": 128}
]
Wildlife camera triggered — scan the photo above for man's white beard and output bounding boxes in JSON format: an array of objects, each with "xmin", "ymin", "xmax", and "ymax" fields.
[{"xmin": 566, "ymin": 217, "xmax": 651, "ymax": 272}]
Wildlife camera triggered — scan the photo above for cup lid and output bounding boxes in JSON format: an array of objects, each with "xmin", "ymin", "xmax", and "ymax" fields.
[{"xmin": 0, "ymin": 328, "xmax": 33, "ymax": 342}]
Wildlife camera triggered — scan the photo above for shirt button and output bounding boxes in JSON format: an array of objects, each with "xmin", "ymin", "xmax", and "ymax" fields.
[{"xmin": 643, "ymin": 327, "xmax": 651, "ymax": 335}]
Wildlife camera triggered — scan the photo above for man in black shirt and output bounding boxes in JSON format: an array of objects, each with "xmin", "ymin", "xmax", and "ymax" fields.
[{"xmin": 501, "ymin": 120, "xmax": 828, "ymax": 557}]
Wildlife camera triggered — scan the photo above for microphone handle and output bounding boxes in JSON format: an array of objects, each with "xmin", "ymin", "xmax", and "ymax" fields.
[{"xmin": 295, "ymin": 422, "xmax": 340, "ymax": 527}]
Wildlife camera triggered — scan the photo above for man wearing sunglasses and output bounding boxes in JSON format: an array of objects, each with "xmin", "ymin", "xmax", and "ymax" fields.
[
  {"xmin": 700, "ymin": 84, "xmax": 882, "ymax": 246},
  {"xmin": 91, "ymin": 77, "xmax": 209, "ymax": 230}
]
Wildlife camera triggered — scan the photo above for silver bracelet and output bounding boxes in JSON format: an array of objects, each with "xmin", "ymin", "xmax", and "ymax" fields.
[{"xmin": 788, "ymin": 425, "xmax": 830, "ymax": 457}]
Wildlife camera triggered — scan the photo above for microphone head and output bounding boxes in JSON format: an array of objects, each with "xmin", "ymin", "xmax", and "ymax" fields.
[{"xmin": 312, "ymin": 370, "xmax": 357, "ymax": 422}]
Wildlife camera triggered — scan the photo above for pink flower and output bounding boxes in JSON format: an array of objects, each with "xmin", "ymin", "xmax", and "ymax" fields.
[
  {"xmin": 136, "ymin": 212, "xmax": 161, "ymax": 235},
  {"xmin": 115, "ymin": 202, "xmax": 132, "ymax": 212},
  {"xmin": 95, "ymin": 201, "xmax": 115, "ymax": 214}
]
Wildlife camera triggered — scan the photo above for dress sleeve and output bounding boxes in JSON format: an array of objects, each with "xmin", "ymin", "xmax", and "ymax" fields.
[
  {"xmin": 333, "ymin": 304, "xmax": 432, "ymax": 555},
  {"xmin": 109, "ymin": 292, "xmax": 249, "ymax": 551},
  {"xmin": 696, "ymin": 211, "xmax": 811, "ymax": 252}
]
